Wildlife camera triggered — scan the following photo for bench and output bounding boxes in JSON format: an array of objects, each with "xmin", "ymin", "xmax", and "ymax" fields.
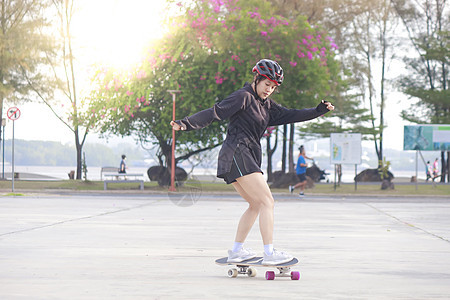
[
  {"xmin": 101, "ymin": 167, "xmax": 119, "ymax": 180},
  {"xmin": 103, "ymin": 173, "xmax": 145, "ymax": 190}
]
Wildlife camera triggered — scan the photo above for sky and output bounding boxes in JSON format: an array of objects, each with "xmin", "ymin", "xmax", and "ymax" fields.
[
  {"xmin": 8, "ymin": 0, "xmax": 166, "ymax": 146},
  {"xmin": 7, "ymin": 0, "xmax": 415, "ymax": 152}
]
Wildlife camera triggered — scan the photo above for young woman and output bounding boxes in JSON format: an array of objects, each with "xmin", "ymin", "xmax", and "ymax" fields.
[{"xmin": 170, "ymin": 59, "xmax": 334, "ymax": 265}]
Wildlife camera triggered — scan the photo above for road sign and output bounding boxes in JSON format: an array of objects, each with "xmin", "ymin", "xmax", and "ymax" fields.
[{"xmin": 7, "ymin": 107, "xmax": 21, "ymax": 121}]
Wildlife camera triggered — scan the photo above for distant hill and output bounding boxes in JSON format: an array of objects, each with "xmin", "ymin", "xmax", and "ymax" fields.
[{"xmin": 1, "ymin": 139, "xmax": 148, "ymax": 167}]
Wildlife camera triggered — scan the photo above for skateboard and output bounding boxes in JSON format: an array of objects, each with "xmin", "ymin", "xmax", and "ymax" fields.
[{"xmin": 215, "ymin": 256, "xmax": 300, "ymax": 280}]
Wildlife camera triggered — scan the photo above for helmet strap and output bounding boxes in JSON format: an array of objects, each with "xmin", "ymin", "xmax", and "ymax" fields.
[{"xmin": 252, "ymin": 75, "xmax": 262, "ymax": 101}]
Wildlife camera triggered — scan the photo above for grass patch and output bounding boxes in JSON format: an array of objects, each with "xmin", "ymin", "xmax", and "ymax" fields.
[
  {"xmin": 0, "ymin": 179, "xmax": 447, "ymax": 196},
  {"xmin": 280, "ymin": 183, "xmax": 450, "ymax": 196},
  {"xmin": 3, "ymin": 192, "xmax": 25, "ymax": 196}
]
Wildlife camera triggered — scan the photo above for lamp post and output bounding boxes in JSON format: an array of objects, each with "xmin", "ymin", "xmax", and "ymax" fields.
[{"xmin": 168, "ymin": 90, "xmax": 181, "ymax": 192}]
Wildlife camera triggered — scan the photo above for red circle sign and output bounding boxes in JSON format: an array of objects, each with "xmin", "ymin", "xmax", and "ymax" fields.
[{"xmin": 7, "ymin": 107, "xmax": 21, "ymax": 121}]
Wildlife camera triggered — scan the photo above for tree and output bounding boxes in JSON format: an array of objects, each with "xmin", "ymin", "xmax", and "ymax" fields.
[
  {"xmin": 23, "ymin": 0, "xmax": 97, "ymax": 179},
  {"xmin": 266, "ymin": 0, "xmax": 375, "ymax": 171},
  {"xmin": 333, "ymin": 0, "xmax": 400, "ymax": 166},
  {"xmin": 88, "ymin": 0, "xmax": 343, "ymax": 180},
  {"xmin": 0, "ymin": 0, "xmax": 54, "ymax": 146},
  {"xmin": 392, "ymin": 0, "xmax": 449, "ymax": 181}
]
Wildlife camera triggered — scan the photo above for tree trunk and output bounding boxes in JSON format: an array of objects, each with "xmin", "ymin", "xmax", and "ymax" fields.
[
  {"xmin": 266, "ymin": 126, "xmax": 278, "ymax": 182},
  {"xmin": 266, "ymin": 135, "xmax": 273, "ymax": 182},
  {"xmin": 379, "ymin": 4, "xmax": 387, "ymax": 166},
  {"xmin": 447, "ymin": 151, "xmax": 450, "ymax": 182},
  {"xmin": 281, "ymin": 124, "xmax": 287, "ymax": 173},
  {"xmin": 75, "ymin": 130, "xmax": 82, "ymax": 179},
  {"xmin": 440, "ymin": 151, "xmax": 446, "ymax": 183},
  {"xmin": 288, "ymin": 123, "xmax": 295, "ymax": 173}
]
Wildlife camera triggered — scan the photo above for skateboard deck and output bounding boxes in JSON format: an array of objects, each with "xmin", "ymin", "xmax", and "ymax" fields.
[{"xmin": 215, "ymin": 256, "xmax": 300, "ymax": 280}]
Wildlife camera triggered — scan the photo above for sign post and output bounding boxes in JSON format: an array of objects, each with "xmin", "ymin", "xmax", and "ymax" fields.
[
  {"xmin": 7, "ymin": 107, "xmax": 21, "ymax": 192},
  {"xmin": 330, "ymin": 133, "xmax": 362, "ymax": 190}
]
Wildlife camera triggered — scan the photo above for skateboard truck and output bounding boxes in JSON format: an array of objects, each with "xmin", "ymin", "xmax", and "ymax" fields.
[{"xmin": 228, "ymin": 264, "xmax": 257, "ymax": 278}]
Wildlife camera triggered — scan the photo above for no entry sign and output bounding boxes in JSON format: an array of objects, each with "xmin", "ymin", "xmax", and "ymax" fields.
[{"xmin": 7, "ymin": 107, "xmax": 21, "ymax": 121}]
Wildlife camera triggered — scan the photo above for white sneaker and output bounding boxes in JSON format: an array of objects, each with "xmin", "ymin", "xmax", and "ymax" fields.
[
  {"xmin": 227, "ymin": 248, "xmax": 257, "ymax": 263},
  {"xmin": 289, "ymin": 185, "xmax": 294, "ymax": 193},
  {"xmin": 262, "ymin": 249, "xmax": 294, "ymax": 265}
]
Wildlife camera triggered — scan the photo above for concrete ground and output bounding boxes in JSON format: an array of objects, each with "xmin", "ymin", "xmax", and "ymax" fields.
[{"xmin": 1, "ymin": 191, "xmax": 449, "ymax": 299}]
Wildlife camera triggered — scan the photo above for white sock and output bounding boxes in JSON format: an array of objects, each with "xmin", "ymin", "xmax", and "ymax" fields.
[
  {"xmin": 232, "ymin": 242, "xmax": 244, "ymax": 253},
  {"xmin": 264, "ymin": 244, "xmax": 274, "ymax": 256}
]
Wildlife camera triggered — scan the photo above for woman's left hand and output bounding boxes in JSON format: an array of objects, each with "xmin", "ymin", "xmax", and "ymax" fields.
[{"xmin": 322, "ymin": 100, "xmax": 335, "ymax": 111}]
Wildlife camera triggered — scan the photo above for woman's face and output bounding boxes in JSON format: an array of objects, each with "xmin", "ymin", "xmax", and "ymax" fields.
[{"xmin": 255, "ymin": 78, "xmax": 278, "ymax": 99}]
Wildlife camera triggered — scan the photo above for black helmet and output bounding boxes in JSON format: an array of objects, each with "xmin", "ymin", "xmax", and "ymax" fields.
[{"xmin": 252, "ymin": 59, "xmax": 284, "ymax": 85}]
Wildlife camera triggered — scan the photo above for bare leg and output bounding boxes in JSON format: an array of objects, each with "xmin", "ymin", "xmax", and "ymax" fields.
[
  {"xmin": 295, "ymin": 181, "xmax": 307, "ymax": 192},
  {"xmin": 232, "ymin": 172, "xmax": 274, "ymax": 245}
]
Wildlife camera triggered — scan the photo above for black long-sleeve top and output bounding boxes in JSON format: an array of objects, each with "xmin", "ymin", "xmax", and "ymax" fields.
[{"xmin": 175, "ymin": 82, "xmax": 330, "ymax": 179}]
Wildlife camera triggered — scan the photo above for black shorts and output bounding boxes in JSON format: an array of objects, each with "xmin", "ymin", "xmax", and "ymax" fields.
[
  {"xmin": 297, "ymin": 173, "xmax": 307, "ymax": 182},
  {"xmin": 222, "ymin": 147, "xmax": 262, "ymax": 184}
]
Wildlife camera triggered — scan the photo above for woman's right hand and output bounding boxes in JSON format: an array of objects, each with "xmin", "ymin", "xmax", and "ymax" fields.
[{"xmin": 170, "ymin": 121, "xmax": 185, "ymax": 131}]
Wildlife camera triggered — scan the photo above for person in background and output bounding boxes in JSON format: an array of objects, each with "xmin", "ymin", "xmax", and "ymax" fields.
[
  {"xmin": 426, "ymin": 161, "xmax": 432, "ymax": 182},
  {"xmin": 432, "ymin": 158, "xmax": 439, "ymax": 181},
  {"xmin": 289, "ymin": 145, "xmax": 312, "ymax": 197},
  {"xmin": 119, "ymin": 154, "xmax": 127, "ymax": 174}
]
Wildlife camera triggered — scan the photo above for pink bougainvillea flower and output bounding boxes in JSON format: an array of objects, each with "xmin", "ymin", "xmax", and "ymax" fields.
[
  {"xmin": 231, "ymin": 54, "xmax": 240, "ymax": 61},
  {"xmin": 261, "ymin": 31, "xmax": 267, "ymax": 36},
  {"xmin": 248, "ymin": 11, "xmax": 260, "ymax": 18},
  {"xmin": 126, "ymin": 91, "xmax": 134, "ymax": 96},
  {"xmin": 289, "ymin": 61, "xmax": 297, "ymax": 67},
  {"xmin": 136, "ymin": 70, "xmax": 146, "ymax": 79},
  {"xmin": 307, "ymin": 52, "xmax": 313, "ymax": 60}
]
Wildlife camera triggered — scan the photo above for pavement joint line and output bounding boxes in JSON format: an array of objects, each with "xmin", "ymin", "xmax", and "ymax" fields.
[
  {"xmin": 365, "ymin": 203, "xmax": 450, "ymax": 244},
  {"xmin": 0, "ymin": 199, "xmax": 162, "ymax": 238}
]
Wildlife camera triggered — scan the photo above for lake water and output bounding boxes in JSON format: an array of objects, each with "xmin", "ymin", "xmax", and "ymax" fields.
[{"xmin": 3, "ymin": 165, "xmax": 428, "ymax": 182}]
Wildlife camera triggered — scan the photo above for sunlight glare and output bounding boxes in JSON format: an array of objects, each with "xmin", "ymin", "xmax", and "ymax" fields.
[{"xmin": 73, "ymin": 0, "xmax": 166, "ymax": 70}]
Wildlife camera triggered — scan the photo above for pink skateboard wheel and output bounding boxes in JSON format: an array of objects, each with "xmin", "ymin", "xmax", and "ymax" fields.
[
  {"xmin": 265, "ymin": 271, "xmax": 275, "ymax": 280},
  {"xmin": 291, "ymin": 271, "xmax": 300, "ymax": 280}
]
